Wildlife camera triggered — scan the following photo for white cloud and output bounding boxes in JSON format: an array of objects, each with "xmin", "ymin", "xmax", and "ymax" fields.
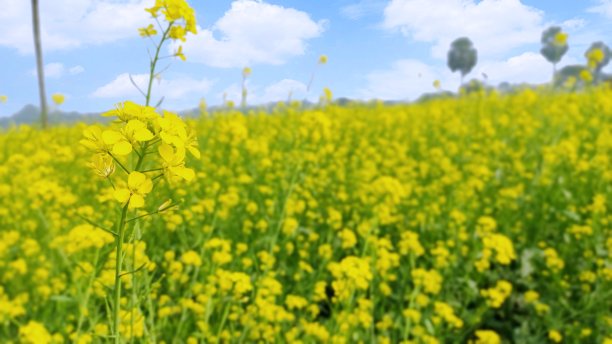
[
  {"xmin": 382, "ymin": 0, "xmax": 544, "ymax": 58},
  {"xmin": 69, "ymin": 65, "xmax": 85, "ymax": 75},
  {"xmin": 341, "ymin": 0, "xmax": 386, "ymax": 20},
  {"xmin": 91, "ymin": 73, "xmax": 213, "ymax": 104},
  {"xmin": 562, "ymin": 18, "xmax": 587, "ymax": 30},
  {"xmin": 475, "ymin": 52, "xmax": 557, "ymax": 85},
  {"xmin": 261, "ymin": 79, "xmax": 307, "ymax": 103},
  {"xmin": 219, "ymin": 79, "xmax": 308, "ymax": 105},
  {"xmin": 0, "ymin": 0, "xmax": 153, "ymax": 53},
  {"xmin": 176, "ymin": 0, "xmax": 325, "ymax": 68},
  {"xmin": 360, "ymin": 52, "xmax": 581, "ymax": 101},
  {"xmin": 359, "ymin": 59, "xmax": 459, "ymax": 100},
  {"xmin": 588, "ymin": 0, "xmax": 612, "ymax": 19},
  {"xmin": 29, "ymin": 62, "xmax": 85, "ymax": 78}
]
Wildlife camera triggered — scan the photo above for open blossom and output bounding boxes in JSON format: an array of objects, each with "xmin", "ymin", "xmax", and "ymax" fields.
[
  {"xmin": 102, "ymin": 119, "xmax": 155, "ymax": 156},
  {"xmin": 102, "ymin": 101, "xmax": 158, "ymax": 123},
  {"xmin": 114, "ymin": 171, "xmax": 153, "ymax": 209},
  {"xmin": 51, "ymin": 93, "xmax": 65, "ymax": 105},
  {"xmin": 87, "ymin": 154, "xmax": 115, "ymax": 178},
  {"xmin": 158, "ymin": 143, "xmax": 195, "ymax": 181},
  {"xmin": 138, "ymin": 24, "xmax": 157, "ymax": 37},
  {"xmin": 81, "ymin": 126, "xmax": 111, "ymax": 154}
]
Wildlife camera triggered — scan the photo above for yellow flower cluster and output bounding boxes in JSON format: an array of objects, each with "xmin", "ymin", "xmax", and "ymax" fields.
[
  {"xmin": 145, "ymin": 0, "xmax": 196, "ymax": 39},
  {"xmin": 481, "ymin": 280, "xmax": 513, "ymax": 308},
  {"xmin": 81, "ymin": 101, "xmax": 199, "ymax": 209},
  {"xmin": 0, "ymin": 88, "xmax": 611, "ymax": 342}
]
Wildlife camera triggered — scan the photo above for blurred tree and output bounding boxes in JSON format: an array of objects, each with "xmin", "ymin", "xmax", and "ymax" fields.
[
  {"xmin": 447, "ymin": 37, "xmax": 477, "ymax": 86},
  {"xmin": 540, "ymin": 26, "xmax": 568, "ymax": 80},
  {"xmin": 554, "ymin": 65, "xmax": 589, "ymax": 89},
  {"xmin": 585, "ymin": 42, "xmax": 610, "ymax": 84},
  {"xmin": 31, "ymin": 0, "xmax": 48, "ymax": 128}
]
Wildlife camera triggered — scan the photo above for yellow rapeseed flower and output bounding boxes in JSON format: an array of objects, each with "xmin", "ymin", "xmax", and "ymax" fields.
[
  {"xmin": 114, "ymin": 171, "xmax": 153, "ymax": 208},
  {"xmin": 51, "ymin": 93, "xmax": 64, "ymax": 105},
  {"xmin": 138, "ymin": 24, "xmax": 157, "ymax": 37}
]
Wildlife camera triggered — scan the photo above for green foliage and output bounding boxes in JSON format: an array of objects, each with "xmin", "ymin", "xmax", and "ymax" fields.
[
  {"xmin": 447, "ymin": 37, "xmax": 478, "ymax": 81},
  {"xmin": 554, "ymin": 64, "xmax": 588, "ymax": 87},
  {"xmin": 540, "ymin": 26, "xmax": 568, "ymax": 66},
  {"xmin": 585, "ymin": 42, "xmax": 611, "ymax": 82}
]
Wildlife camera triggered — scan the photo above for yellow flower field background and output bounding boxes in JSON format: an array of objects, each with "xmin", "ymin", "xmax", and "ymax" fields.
[
  {"xmin": 1, "ymin": 0, "xmax": 611, "ymax": 343},
  {"xmin": 1, "ymin": 89, "xmax": 611, "ymax": 343}
]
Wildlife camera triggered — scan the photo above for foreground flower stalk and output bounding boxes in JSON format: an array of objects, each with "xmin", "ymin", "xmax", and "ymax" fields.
[{"xmin": 81, "ymin": 1, "xmax": 197, "ymax": 342}]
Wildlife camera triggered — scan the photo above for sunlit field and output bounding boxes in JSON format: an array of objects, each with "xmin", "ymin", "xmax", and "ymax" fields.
[{"xmin": 1, "ymin": 88, "xmax": 611, "ymax": 343}]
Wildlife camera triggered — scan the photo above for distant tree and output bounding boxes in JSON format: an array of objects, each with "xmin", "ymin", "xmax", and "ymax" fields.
[
  {"xmin": 460, "ymin": 78, "xmax": 487, "ymax": 94},
  {"xmin": 447, "ymin": 37, "xmax": 477, "ymax": 86},
  {"xmin": 554, "ymin": 65, "xmax": 589, "ymax": 89},
  {"xmin": 585, "ymin": 42, "xmax": 611, "ymax": 83},
  {"xmin": 540, "ymin": 26, "xmax": 568, "ymax": 80},
  {"xmin": 31, "ymin": 0, "xmax": 48, "ymax": 128}
]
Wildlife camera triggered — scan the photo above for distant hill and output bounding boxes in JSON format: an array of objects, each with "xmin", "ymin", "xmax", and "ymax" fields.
[
  {"xmin": 5, "ymin": 79, "xmax": 607, "ymax": 128},
  {"xmin": 0, "ymin": 104, "xmax": 104, "ymax": 127}
]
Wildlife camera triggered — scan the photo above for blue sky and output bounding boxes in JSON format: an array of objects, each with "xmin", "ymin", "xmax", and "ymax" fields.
[{"xmin": 1, "ymin": 0, "xmax": 612, "ymax": 117}]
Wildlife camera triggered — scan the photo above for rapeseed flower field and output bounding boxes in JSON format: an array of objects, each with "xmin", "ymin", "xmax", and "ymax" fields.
[{"xmin": 1, "ymin": 87, "xmax": 611, "ymax": 343}]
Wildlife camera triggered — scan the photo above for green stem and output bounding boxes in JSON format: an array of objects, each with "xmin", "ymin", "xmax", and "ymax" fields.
[
  {"xmin": 145, "ymin": 22, "xmax": 173, "ymax": 106},
  {"xmin": 110, "ymin": 20, "xmax": 172, "ymax": 344},
  {"xmin": 113, "ymin": 204, "xmax": 130, "ymax": 344}
]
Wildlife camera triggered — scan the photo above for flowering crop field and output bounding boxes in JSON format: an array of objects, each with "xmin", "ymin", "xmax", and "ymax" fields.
[{"xmin": 1, "ymin": 89, "xmax": 611, "ymax": 344}]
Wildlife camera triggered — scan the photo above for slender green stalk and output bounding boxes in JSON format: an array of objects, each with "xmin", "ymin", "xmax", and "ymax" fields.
[
  {"xmin": 113, "ymin": 204, "xmax": 129, "ymax": 344},
  {"xmin": 145, "ymin": 23, "xmax": 173, "ymax": 107},
  {"xmin": 111, "ymin": 21, "xmax": 173, "ymax": 344}
]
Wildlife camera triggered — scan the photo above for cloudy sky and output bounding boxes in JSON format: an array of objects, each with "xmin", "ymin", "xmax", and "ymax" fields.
[{"xmin": 1, "ymin": 0, "xmax": 612, "ymax": 116}]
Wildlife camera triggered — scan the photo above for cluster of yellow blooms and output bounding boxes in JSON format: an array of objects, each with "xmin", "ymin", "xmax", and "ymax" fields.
[
  {"xmin": 81, "ymin": 101, "xmax": 199, "ymax": 210},
  {"xmin": 0, "ymin": 87, "xmax": 611, "ymax": 343},
  {"xmin": 139, "ymin": 0, "xmax": 197, "ymax": 61}
]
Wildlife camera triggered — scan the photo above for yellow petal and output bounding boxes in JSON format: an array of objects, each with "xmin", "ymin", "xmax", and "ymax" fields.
[
  {"xmin": 158, "ymin": 143, "xmax": 175, "ymax": 162},
  {"xmin": 112, "ymin": 141, "xmax": 132, "ymax": 156},
  {"xmin": 102, "ymin": 130, "xmax": 122, "ymax": 145},
  {"xmin": 83, "ymin": 126, "xmax": 102, "ymax": 140},
  {"xmin": 101, "ymin": 109, "xmax": 119, "ymax": 117},
  {"xmin": 138, "ymin": 178, "xmax": 153, "ymax": 195},
  {"xmin": 134, "ymin": 128, "xmax": 154, "ymax": 141},
  {"xmin": 129, "ymin": 194, "xmax": 145, "ymax": 209},
  {"xmin": 187, "ymin": 146, "xmax": 201, "ymax": 159},
  {"xmin": 128, "ymin": 171, "xmax": 147, "ymax": 189},
  {"xmin": 174, "ymin": 167, "xmax": 195, "ymax": 181},
  {"xmin": 114, "ymin": 189, "xmax": 131, "ymax": 204}
]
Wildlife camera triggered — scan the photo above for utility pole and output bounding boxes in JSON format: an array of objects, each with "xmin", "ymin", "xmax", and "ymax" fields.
[{"xmin": 31, "ymin": 0, "xmax": 48, "ymax": 128}]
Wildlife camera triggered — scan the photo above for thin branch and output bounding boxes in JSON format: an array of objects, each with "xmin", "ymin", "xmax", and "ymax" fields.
[
  {"xmin": 155, "ymin": 96, "xmax": 165, "ymax": 109},
  {"xmin": 147, "ymin": 35, "xmax": 157, "ymax": 48},
  {"xmin": 154, "ymin": 16, "xmax": 164, "ymax": 34},
  {"xmin": 108, "ymin": 153, "xmax": 130, "ymax": 174},
  {"xmin": 133, "ymin": 148, "xmax": 142, "ymax": 159},
  {"xmin": 119, "ymin": 263, "xmax": 148, "ymax": 278},
  {"xmin": 141, "ymin": 167, "xmax": 164, "ymax": 173},
  {"xmin": 76, "ymin": 214, "xmax": 118, "ymax": 236},
  {"xmin": 156, "ymin": 63, "xmax": 172, "ymax": 77},
  {"xmin": 125, "ymin": 204, "xmax": 178, "ymax": 223},
  {"xmin": 106, "ymin": 176, "xmax": 116, "ymax": 190},
  {"xmin": 129, "ymin": 74, "xmax": 147, "ymax": 98}
]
